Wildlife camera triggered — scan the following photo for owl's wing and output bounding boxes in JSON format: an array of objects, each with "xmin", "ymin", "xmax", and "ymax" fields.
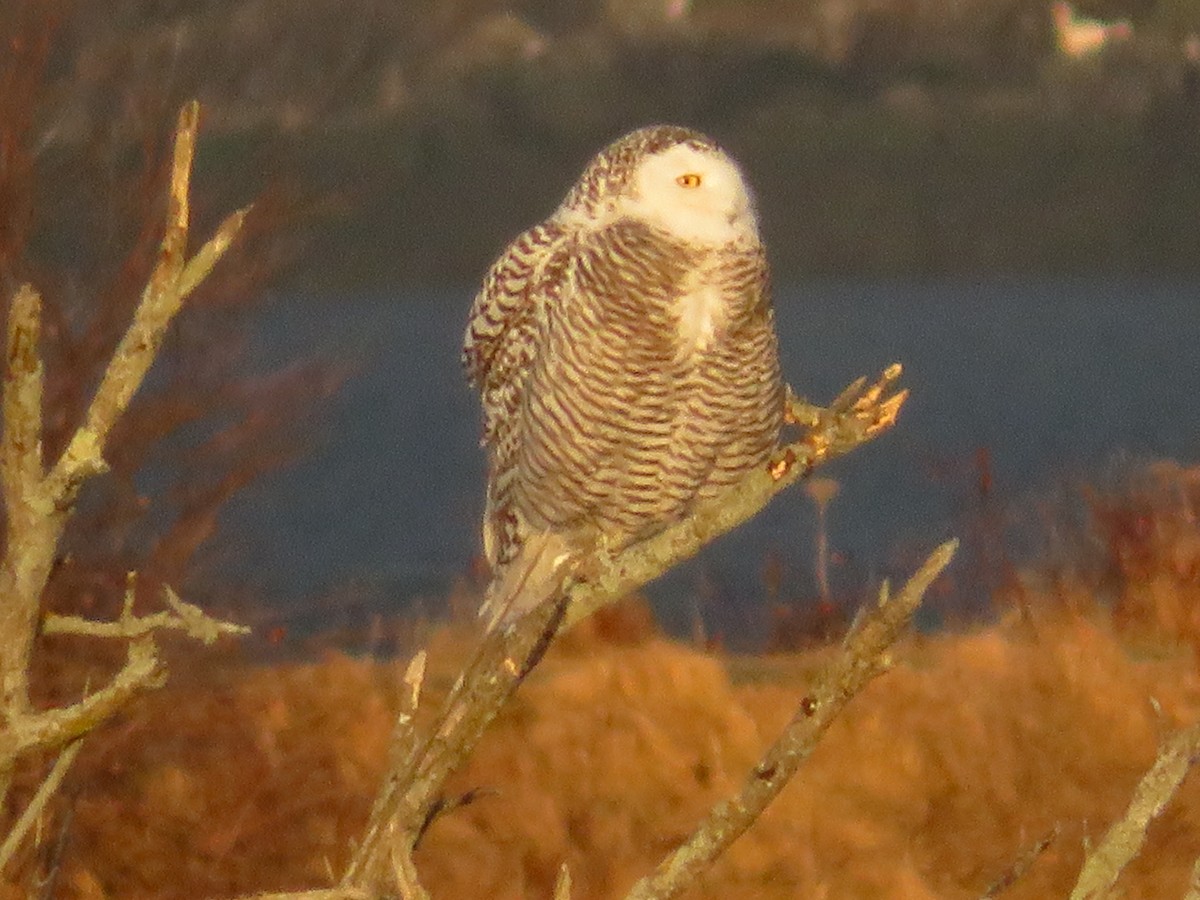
[
  {"xmin": 463, "ymin": 220, "xmax": 571, "ymax": 565},
  {"xmin": 462, "ymin": 221, "xmax": 567, "ymax": 397}
]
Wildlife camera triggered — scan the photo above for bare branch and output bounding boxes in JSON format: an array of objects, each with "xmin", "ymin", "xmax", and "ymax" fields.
[
  {"xmin": 0, "ymin": 739, "xmax": 81, "ymax": 874},
  {"xmin": 1070, "ymin": 722, "xmax": 1200, "ymax": 900},
  {"xmin": 0, "ymin": 284, "xmax": 51, "ymax": 721},
  {"xmin": 0, "ymin": 100, "xmax": 249, "ymax": 805},
  {"xmin": 980, "ymin": 827, "xmax": 1059, "ymax": 898},
  {"xmin": 0, "ymin": 636, "xmax": 163, "ymax": 765},
  {"xmin": 388, "ymin": 651, "xmax": 427, "ymax": 773},
  {"xmin": 554, "ymin": 863, "xmax": 573, "ymax": 900},
  {"xmin": 178, "ymin": 207, "xmax": 253, "ymax": 299},
  {"xmin": 390, "ymin": 836, "xmax": 432, "ymax": 900},
  {"xmin": 623, "ymin": 539, "xmax": 957, "ymax": 900},
  {"xmin": 1184, "ymin": 855, "xmax": 1200, "ymax": 900},
  {"xmin": 2, "ymin": 283, "xmax": 45, "ymax": 503},
  {"xmin": 342, "ymin": 589, "xmax": 569, "ymax": 890},
  {"xmin": 46, "ymin": 104, "xmax": 249, "ymax": 505},
  {"xmin": 43, "ymin": 583, "xmax": 248, "ymax": 646}
]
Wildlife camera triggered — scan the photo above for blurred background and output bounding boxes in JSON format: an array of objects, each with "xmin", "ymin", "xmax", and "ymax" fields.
[{"xmin": 5, "ymin": 0, "xmax": 1200, "ymax": 651}]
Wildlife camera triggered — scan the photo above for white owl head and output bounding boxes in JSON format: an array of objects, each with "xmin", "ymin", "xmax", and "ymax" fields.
[{"xmin": 559, "ymin": 126, "xmax": 760, "ymax": 248}]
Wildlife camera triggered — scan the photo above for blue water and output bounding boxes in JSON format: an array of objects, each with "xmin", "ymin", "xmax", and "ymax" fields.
[{"xmin": 217, "ymin": 279, "xmax": 1200, "ymax": 642}]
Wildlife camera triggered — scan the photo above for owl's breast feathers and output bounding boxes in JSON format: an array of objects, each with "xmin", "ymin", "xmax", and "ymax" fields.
[{"xmin": 466, "ymin": 217, "xmax": 783, "ymax": 568}]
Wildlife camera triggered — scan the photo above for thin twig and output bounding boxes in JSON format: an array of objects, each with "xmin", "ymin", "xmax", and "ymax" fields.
[
  {"xmin": 980, "ymin": 827, "xmax": 1059, "ymax": 898},
  {"xmin": 37, "ymin": 788, "xmax": 74, "ymax": 900},
  {"xmin": 46, "ymin": 104, "xmax": 247, "ymax": 502},
  {"xmin": 44, "ymin": 583, "xmax": 248, "ymax": 646},
  {"xmin": 1070, "ymin": 721, "xmax": 1200, "ymax": 900},
  {"xmin": 0, "ymin": 739, "xmax": 81, "ymax": 873},
  {"xmin": 623, "ymin": 540, "xmax": 957, "ymax": 900}
]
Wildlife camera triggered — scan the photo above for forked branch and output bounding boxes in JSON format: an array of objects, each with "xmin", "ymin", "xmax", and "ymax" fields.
[{"xmin": 0, "ymin": 100, "xmax": 249, "ymax": 860}]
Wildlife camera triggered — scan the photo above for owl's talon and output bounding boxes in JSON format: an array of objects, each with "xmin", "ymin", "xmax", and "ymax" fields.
[
  {"xmin": 784, "ymin": 398, "xmax": 822, "ymax": 428},
  {"xmin": 768, "ymin": 447, "xmax": 797, "ymax": 481},
  {"xmin": 830, "ymin": 376, "xmax": 868, "ymax": 413}
]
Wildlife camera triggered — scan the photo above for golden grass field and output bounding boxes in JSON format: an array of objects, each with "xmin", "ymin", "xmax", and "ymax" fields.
[{"xmin": 23, "ymin": 588, "xmax": 1199, "ymax": 900}]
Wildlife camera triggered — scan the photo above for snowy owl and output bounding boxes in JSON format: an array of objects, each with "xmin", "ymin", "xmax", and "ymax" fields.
[{"xmin": 463, "ymin": 125, "xmax": 785, "ymax": 627}]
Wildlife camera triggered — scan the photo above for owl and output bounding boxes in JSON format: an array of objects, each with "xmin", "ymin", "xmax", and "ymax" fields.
[{"xmin": 463, "ymin": 125, "xmax": 785, "ymax": 627}]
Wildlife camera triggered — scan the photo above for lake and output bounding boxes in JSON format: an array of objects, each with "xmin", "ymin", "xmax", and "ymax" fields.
[{"xmin": 217, "ymin": 279, "xmax": 1200, "ymax": 645}]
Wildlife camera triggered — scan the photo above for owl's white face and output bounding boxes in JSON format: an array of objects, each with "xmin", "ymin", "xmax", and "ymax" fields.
[{"xmin": 617, "ymin": 143, "xmax": 759, "ymax": 247}]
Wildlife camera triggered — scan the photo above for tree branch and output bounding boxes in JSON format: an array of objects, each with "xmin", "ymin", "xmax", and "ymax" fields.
[
  {"xmin": 2, "ymin": 283, "xmax": 44, "ymax": 507},
  {"xmin": 1184, "ymin": 855, "xmax": 1200, "ymax": 900},
  {"xmin": 980, "ymin": 827, "xmax": 1059, "ymax": 898},
  {"xmin": 44, "ymin": 581, "xmax": 248, "ymax": 646},
  {"xmin": 0, "ymin": 635, "xmax": 162, "ymax": 767},
  {"xmin": 623, "ymin": 539, "xmax": 957, "ymax": 900},
  {"xmin": 0, "ymin": 739, "xmax": 80, "ymax": 875},
  {"xmin": 0, "ymin": 99, "xmax": 249, "ymax": 835},
  {"xmin": 1069, "ymin": 721, "xmax": 1200, "ymax": 900}
]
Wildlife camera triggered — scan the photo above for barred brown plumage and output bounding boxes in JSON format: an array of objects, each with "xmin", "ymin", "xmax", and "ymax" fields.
[{"xmin": 463, "ymin": 125, "xmax": 786, "ymax": 628}]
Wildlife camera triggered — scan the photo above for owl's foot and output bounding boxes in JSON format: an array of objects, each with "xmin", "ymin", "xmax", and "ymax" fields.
[
  {"xmin": 777, "ymin": 364, "xmax": 907, "ymax": 477},
  {"xmin": 783, "ymin": 385, "xmax": 821, "ymax": 427},
  {"xmin": 826, "ymin": 362, "xmax": 906, "ymax": 438}
]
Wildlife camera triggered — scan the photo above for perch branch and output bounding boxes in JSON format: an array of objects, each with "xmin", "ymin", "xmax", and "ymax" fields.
[
  {"xmin": 1069, "ymin": 721, "xmax": 1200, "ymax": 900},
  {"xmin": 623, "ymin": 539, "xmax": 957, "ymax": 900},
  {"xmin": 342, "ymin": 583, "xmax": 570, "ymax": 891},
  {"xmin": 342, "ymin": 365, "xmax": 907, "ymax": 894}
]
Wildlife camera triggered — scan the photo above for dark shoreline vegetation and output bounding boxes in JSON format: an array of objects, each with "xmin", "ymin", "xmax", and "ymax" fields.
[{"xmin": 26, "ymin": 0, "xmax": 1200, "ymax": 293}]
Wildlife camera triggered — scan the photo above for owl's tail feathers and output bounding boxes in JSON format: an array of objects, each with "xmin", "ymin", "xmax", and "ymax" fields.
[{"xmin": 479, "ymin": 530, "xmax": 579, "ymax": 633}]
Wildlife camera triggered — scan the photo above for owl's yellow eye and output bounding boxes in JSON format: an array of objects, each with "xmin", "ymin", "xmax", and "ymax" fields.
[{"xmin": 676, "ymin": 172, "xmax": 703, "ymax": 188}]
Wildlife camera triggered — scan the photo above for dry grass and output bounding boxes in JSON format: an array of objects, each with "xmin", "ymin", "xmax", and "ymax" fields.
[{"xmin": 26, "ymin": 600, "xmax": 1199, "ymax": 899}]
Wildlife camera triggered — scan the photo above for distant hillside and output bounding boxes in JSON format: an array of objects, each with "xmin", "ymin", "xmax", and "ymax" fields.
[{"xmin": 24, "ymin": 0, "xmax": 1200, "ymax": 288}]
